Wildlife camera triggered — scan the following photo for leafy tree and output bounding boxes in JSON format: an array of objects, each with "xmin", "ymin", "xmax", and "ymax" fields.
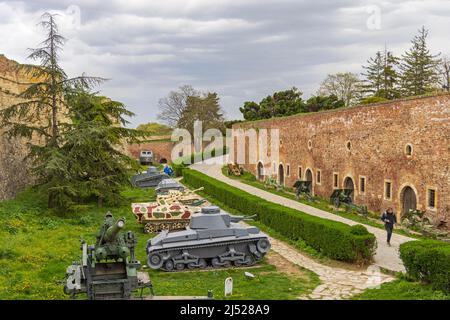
[
  {"xmin": 304, "ymin": 95, "xmax": 345, "ymax": 112},
  {"xmin": 239, "ymin": 101, "xmax": 261, "ymax": 121},
  {"xmin": 157, "ymin": 85, "xmax": 200, "ymax": 127},
  {"xmin": 400, "ymin": 26, "xmax": 441, "ymax": 96},
  {"xmin": 318, "ymin": 72, "xmax": 363, "ymax": 107},
  {"xmin": 362, "ymin": 48, "xmax": 400, "ymax": 99},
  {"xmin": 0, "ymin": 13, "xmax": 103, "ymax": 207},
  {"xmin": 239, "ymin": 87, "xmax": 305, "ymax": 120},
  {"xmin": 136, "ymin": 122, "xmax": 172, "ymax": 136},
  {"xmin": 177, "ymin": 92, "xmax": 225, "ymax": 135},
  {"xmin": 57, "ymin": 91, "xmax": 142, "ymax": 208}
]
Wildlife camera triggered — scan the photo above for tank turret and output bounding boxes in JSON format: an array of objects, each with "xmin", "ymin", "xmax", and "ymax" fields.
[{"xmin": 146, "ymin": 206, "xmax": 271, "ymax": 271}]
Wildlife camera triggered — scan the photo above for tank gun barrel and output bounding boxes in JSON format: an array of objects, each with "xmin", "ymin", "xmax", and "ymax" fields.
[
  {"xmin": 103, "ymin": 218, "xmax": 125, "ymax": 243},
  {"xmin": 230, "ymin": 214, "xmax": 257, "ymax": 223}
]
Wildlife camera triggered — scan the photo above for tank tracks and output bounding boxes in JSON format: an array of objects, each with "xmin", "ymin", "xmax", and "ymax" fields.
[
  {"xmin": 147, "ymin": 237, "xmax": 271, "ymax": 271},
  {"xmin": 143, "ymin": 220, "xmax": 190, "ymax": 233}
]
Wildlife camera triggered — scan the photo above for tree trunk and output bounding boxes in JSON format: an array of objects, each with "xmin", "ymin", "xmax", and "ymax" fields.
[{"xmin": 97, "ymin": 196, "xmax": 103, "ymax": 208}]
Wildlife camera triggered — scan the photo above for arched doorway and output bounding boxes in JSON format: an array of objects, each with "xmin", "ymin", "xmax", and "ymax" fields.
[
  {"xmin": 344, "ymin": 177, "xmax": 355, "ymax": 201},
  {"xmin": 305, "ymin": 169, "xmax": 313, "ymax": 193},
  {"xmin": 278, "ymin": 164, "xmax": 284, "ymax": 185},
  {"xmin": 257, "ymin": 162, "xmax": 264, "ymax": 181},
  {"xmin": 401, "ymin": 186, "xmax": 417, "ymax": 215}
]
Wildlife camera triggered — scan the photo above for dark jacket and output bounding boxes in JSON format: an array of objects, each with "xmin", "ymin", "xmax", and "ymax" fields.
[{"xmin": 381, "ymin": 211, "xmax": 397, "ymax": 226}]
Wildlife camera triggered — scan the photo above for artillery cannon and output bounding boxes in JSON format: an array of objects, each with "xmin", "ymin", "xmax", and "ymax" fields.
[
  {"xmin": 330, "ymin": 189, "xmax": 368, "ymax": 217},
  {"xmin": 227, "ymin": 163, "xmax": 244, "ymax": 176},
  {"xmin": 131, "ymin": 166, "xmax": 170, "ymax": 188},
  {"xmin": 146, "ymin": 206, "xmax": 270, "ymax": 271},
  {"xmin": 64, "ymin": 212, "xmax": 152, "ymax": 300},
  {"xmin": 293, "ymin": 180, "xmax": 313, "ymax": 201}
]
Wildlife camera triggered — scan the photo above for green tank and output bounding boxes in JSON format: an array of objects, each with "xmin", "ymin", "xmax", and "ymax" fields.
[{"xmin": 63, "ymin": 212, "xmax": 152, "ymax": 300}]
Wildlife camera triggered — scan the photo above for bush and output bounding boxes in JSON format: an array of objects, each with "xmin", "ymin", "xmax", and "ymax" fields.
[
  {"xmin": 400, "ymin": 240, "xmax": 450, "ymax": 292},
  {"xmin": 183, "ymin": 169, "xmax": 376, "ymax": 263},
  {"xmin": 350, "ymin": 224, "xmax": 369, "ymax": 235}
]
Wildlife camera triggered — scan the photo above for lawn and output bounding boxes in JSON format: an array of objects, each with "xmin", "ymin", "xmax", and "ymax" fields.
[
  {"xmin": 352, "ymin": 279, "xmax": 450, "ymax": 300},
  {"xmin": 0, "ymin": 185, "xmax": 319, "ymax": 300}
]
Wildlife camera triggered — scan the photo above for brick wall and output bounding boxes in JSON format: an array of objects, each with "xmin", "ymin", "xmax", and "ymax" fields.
[{"xmin": 233, "ymin": 94, "xmax": 450, "ymax": 224}]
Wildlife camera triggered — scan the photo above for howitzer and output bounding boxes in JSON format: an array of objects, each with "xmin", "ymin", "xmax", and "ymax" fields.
[{"xmin": 64, "ymin": 212, "xmax": 152, "ymax": 300}]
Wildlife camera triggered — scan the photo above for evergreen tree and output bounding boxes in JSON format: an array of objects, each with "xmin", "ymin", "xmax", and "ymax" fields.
[
  {"xmin": 58, "ymin": 91, "xmax": 142, "ymax": 208},
  {"xmin": 362, "ymin": 48, "xmax": 400, "ymax": 99},
  {"xmin": 400, "ymin": 26, "xmax": 441, "ymax": 96},
  {"xmin": 0, "ymin": 13, "xmax": 103, "ymax": 207}
]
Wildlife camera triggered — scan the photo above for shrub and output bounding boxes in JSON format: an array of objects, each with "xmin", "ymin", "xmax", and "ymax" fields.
[
  {"xmin": 183, "ymin": 169, "xmax": 376, "ymax": 263},
  {"xmin": 400, "ymin": 240, "xmax": 450, "ymax": 292},
  {"xmin": 350, "ymin": 224, "xmax": 369, "ymax": 235}
]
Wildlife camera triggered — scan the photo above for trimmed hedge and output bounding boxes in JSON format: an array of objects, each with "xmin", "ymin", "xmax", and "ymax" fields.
[
  {"xmin": 183, "ymin": 169, "xmax": 376, "ymax": 263},
  {"xmin": 400, "ymin": 240, "xmax": 450, "ymax": 292}
]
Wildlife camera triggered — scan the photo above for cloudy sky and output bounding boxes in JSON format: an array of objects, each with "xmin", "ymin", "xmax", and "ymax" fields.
[{"xmin": 0, "ymin": 0, "xmax": 449, "ymax": 127}]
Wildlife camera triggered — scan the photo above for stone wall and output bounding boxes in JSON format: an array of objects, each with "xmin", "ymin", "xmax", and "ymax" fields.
[
  {"xmin": 233, "ymin": 94, "xmax": 450, "ymax": 224},
  {"xmin": 0, "ymin": 55, "xmax": 39, "ymax": 200}
]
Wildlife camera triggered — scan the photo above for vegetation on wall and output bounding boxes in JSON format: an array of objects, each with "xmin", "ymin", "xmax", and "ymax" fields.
[{"xmin": 182, "ymin": 169, "xmax": 376, "ymax": 263}]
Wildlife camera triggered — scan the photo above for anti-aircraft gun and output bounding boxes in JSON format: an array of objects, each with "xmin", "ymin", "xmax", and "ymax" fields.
[{"xmin": 64, "ymin": 212, "xmax": 152, "ymax": 300}]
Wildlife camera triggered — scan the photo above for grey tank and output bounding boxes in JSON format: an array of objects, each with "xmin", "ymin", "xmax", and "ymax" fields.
[
  {"xmin": 146, "ymin": 206, "xmax": 271, "ymax": 271},
  {"xmin": 131, "ymin": 166, "xmax": 170, "ymax": 188}
]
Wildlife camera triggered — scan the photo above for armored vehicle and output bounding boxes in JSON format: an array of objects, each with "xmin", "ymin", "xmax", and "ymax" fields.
[
  {"xmin": 63, "ymin": 212, "xmax": 152, "ymax": 300},
  {"xmin": 146, "ymin": 206, "xmax": 271, "ymax": 271},
  {"xmin": 131, "ymin": 166, "xmax": 170, "ymax": 188},
  {"xmin": 155, "ymin": 179, "xmax": 185, "ymax": 194},
  {"xmin": 157, "ymin": 187, "xmax": 206, "ymax": 206},
  {"xmin": 132, "ymin": 199, "xmax": 201, "ymax": 233},
  {"xmin": 139, "ymin": 150, "xmax": 153, "ymax": 165}
]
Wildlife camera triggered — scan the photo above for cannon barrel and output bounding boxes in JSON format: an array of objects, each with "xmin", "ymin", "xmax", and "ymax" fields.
[
  {"xmin": 230, "ymin": 214, "xmax": 257, "ymax": 223},
  {"xmin": 103, "ymin": 218, "xmax": 125, "ymax": 243}
]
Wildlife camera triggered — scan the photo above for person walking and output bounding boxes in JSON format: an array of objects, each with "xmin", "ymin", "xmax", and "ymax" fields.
[{"xmin": 381, "ymin": 207, "xmax": 397, "ymax": 246}]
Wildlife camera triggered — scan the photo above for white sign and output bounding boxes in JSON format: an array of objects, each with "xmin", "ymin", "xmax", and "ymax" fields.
[{"xmin": 224, "ymin": 277, "xmax": 233, "ymax": 296}]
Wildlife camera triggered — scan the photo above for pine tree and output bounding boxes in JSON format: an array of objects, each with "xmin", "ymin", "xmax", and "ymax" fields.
[
  {"xmin": 400, "ymin": 26, "xmax": 441, "ymax": 96},
  {"xmin": 60, "ymin": 91, "xmax": 142, "ymax": 208},
  {"xmin": 362, "ymin": 48, "xmax": 400, "ymax": 99},
  {"xmin": 0, "ymin": 13, "xmax": 103, "ymax": 207}
]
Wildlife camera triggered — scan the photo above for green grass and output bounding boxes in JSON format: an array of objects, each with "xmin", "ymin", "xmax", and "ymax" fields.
[
  {"xmin": 222, "ymin": 167, "xmax": 422, "ymax": 239},
  {"xmin": 352, "ymin": 279, "xmax": 450, "ymax": 300},
  {"xmin": 0, "ymin": 185, "xmax": 319, "ymax": 300},
  {"xmin": 148, "ymin": 261, "xmax": 320, "ymax": 300}
]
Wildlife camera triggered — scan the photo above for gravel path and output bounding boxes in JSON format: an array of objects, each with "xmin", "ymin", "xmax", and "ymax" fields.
[{"xmin": 190, "ymin": 155, "xmax": 415, "ymax": 272}]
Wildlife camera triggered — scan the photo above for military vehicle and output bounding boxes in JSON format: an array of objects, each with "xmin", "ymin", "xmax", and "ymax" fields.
[
  {"xmin": 64, "ymin": 212, "xmax": 152, "ymax": 300},
  {"xmin": 157, "ymin": 187, "xmax": 206, "ymax": 206},
  {"xmin": 155, "ymin": 179, "xmax": 185, "ymax": 194},
  {"xmin": 146, "ymin": 206, "xmax": 271, "ymax": 271},
  {"xmin": 131, "ymin": 166, "xmax": 170, "ymax": 188},
  {"xmin": 132, "ymin": 198, "xmax": 201, "ymax": 233},
  {"xmin": 139, "ymin": 150, "xmax": 153, "ymax": 165}
]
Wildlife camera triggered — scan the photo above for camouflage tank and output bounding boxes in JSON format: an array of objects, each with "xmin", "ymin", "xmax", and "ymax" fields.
[
  {"xmin": 157, "ymin": 187, "xmax": 207, "ymax": 206},
  {"xmin": 146, "ymin": 206, "xmax": 271, "ymax": 271},
  {"xmin": 132, "ymin": 197, "xmax": 201, "ymax": 233},
  {"xmin": 63, "ymin": 212, "xmax": 152, "ymax": 300},
  {"xmin": 131, "ymin": 166, "xmax": 170, "ymax": 188}
]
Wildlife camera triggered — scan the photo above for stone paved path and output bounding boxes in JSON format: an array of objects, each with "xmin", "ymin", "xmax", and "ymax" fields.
[
  {"xmin": 269, "ymin": 237, "xmax": 394, "ymax": 300},
  {"xmin": 190, "ymin": 155, "xmax": 415, "ymax": 272}
]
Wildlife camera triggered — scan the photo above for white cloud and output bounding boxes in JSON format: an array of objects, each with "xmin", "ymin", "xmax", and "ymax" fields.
[{"xmin": 0, "ymin": 0, "xmax": 449, "ymax": 126}]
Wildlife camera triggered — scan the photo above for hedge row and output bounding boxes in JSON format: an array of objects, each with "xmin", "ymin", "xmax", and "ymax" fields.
[
  {"xmin": 183, "ymin": 169, "xmax": 376, "ymax": 263},
  {"xmin": 400, "ymin": 240, "xmax": 450, "ymax": 292}
]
